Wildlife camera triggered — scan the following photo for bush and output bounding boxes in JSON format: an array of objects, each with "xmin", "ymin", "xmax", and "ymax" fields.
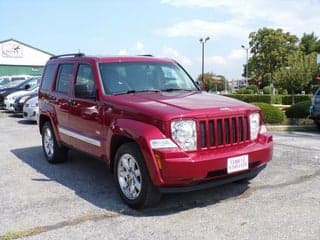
[
  {"xmin": 281, "ymin": 95, "xmax": 312, "ymax": 105},
  {"xmin": 285, "ymin": 100, "xmax": 311, "ymax": 118},
  {"xmin": 225, "ymin": 94, "xmax": 281, "ymax": 104},
  {"xmin": 252, "ymin": 102, "xmax": 285, "ymax": 124},
  {"xmin": 236, "ymin": 88, "xmax": 253, "ymax": 94},
  {"xmin": 246, "ymin": 85, "xmax": 259, "ymax": 93},
  {"xmin": 263, "ymin": 86, "xmax": 271, "ymax": 94}
]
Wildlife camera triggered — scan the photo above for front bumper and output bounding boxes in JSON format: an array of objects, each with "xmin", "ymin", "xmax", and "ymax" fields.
[
  {"xmin": 4, "ymin": 99, "xmax": 15, "ymax": 111},
  {"xmin": 159, "ymin": 164, "xmax": 266, "ymax": 193},
  {"xmin": 150, "ymin": 133, "xmax": 273, "ymax": 187},
  {"xmin": 23, "ymin": 106, "xmax": 38, "ymax": 121}
]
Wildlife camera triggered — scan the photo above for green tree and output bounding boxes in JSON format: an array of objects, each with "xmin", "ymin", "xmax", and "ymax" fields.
[
  {"xmin": 299, "ymin": 32, "xmax": 320, "ymax": 54},
  {"xmin": 197, "ymin": 73, "xmax": 227, "ymax": 92},
  {"xmin": 274, "ymin": 51, "xmax": 318, "ymax": 104},
  {"xmin": 248, "ymin": 28, "xmax": 298, "ymax": 88}
]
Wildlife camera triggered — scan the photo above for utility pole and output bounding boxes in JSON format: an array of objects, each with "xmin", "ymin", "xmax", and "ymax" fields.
[
  {"xmin": 200, "ymin": 37, "xmax": 210, "ymax": 85},
  {"xmin": 241, "ymin": 45, "xmax": 249, "ymax": 86}
]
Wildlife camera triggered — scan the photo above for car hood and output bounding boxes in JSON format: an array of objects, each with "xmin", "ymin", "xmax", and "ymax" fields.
[
  {"xmin": 6, "ymin": 90, "xmax": 30, "ymax": 99},
  {"xmin": 108, "ymin": 91, "xmax": 259, "ymax": 120},
  {"xmin": 26, "ymin": 96, "xmax": 38, "ymax": 105}
]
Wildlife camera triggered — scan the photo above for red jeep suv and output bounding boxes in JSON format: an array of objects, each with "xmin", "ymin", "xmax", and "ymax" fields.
[{"xmin": 38, "ymin": 53, "xmax": 273, "ymax": 208}]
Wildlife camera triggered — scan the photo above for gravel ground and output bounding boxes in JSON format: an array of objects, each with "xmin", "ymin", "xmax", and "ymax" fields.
[{"xmin": 0, "ymin": 111, "xmax": 319, "ymax": 240}]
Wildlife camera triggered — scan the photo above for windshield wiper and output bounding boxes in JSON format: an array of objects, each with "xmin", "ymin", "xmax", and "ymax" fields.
[
  {"xmin": 161, "ymin": 88, "xmax": 194, "ymax": 92},
  {"xmin": 114, "ymin": 89, "xmax": 160, "ymax": 95}
]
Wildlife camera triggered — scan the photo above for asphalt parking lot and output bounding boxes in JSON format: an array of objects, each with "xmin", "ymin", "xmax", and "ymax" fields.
[{"xmin": 0, "ymin": 111, "xmax": 319, "ymax": 240}]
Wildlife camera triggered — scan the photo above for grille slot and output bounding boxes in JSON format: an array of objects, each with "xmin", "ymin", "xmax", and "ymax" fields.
[{"xmin": 199, "ymin": 116, "xmax": 250, "ymax": 148}]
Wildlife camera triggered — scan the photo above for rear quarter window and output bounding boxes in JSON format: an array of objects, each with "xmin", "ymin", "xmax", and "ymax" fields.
[{"xmin": 41, "ymin": 63, "xmax": 56, "ymax": 91}]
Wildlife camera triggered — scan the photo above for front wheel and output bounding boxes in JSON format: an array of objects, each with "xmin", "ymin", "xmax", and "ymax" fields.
[
  {"xmin": 114, "ymin": 142, "xmax": 161, "ymax": 209},
  {"xmin": 42, "ymin": 121, "xmax": 68, "ymax": 163},
  {"xmin": 314, "ymin": 119, "xmax": 320, "ymax": 130}
]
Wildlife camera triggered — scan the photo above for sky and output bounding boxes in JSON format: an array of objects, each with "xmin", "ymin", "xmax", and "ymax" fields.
[{"xmin": 1, "ymin": 0, "xmax": 320, "ymax": 80}]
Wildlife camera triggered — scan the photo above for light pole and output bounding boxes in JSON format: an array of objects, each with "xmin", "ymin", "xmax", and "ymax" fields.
[
  {"xmin": 241, "ymin": 45, "xmax": 249, "ymax": 86},
  {"xmin": 200, "ymin": 37, "xmax": 210, "ymax": 85}
]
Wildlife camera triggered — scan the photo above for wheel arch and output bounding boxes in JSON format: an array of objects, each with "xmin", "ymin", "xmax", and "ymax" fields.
[{"xmin": 108, "ymin": 119, "xmax": 167, "ymax": 186}]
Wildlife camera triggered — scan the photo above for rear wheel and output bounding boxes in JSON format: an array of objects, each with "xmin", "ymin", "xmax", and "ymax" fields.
[
  {"xmin": 114, "ymin": 142, "xmax": 161, "ymax": 209},
  {"xmin": 42, "ymin": 121, "xmax": 68, "ymax": 163}
]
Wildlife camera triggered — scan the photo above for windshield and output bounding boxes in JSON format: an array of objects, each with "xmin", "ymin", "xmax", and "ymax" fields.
[
  {"xmin": 0, "ymin": 80, "xmax": 24, "ymax": 88},
  {"xmin": 99, "ymin": 62, "xmax": 198, "ymax": 95},
  {"xmin": 0, "ymin": 78, "xmax": 10, "ymax": 86},
  {"xmin": 17, "ymin": 78, "xmax": 40, "ymax": 90}
]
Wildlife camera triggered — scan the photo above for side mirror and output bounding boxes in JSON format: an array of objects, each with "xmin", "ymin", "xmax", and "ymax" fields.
[
  {"xmin": 24, "ymin": 84, "xmax": 30, "ymax": 90},
  {"xmin": 196, "ymin": 81, "xmax": 204, "ymax": 91}
]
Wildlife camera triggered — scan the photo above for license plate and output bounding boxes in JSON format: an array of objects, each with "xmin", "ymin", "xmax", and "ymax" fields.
[{"xmin": 227, "ymin": 155, "xmax": 249, "ymax": 174}]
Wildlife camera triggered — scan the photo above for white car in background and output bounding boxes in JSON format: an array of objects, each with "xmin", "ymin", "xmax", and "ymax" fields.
[
  {"xmin": 4, "ymin": 86, "xmax": 38, "ymax": 112},
  {"xmin": 23, "ymin": 96, "xmax": 38, "ymax": 122},
  {"xmin": 4, "ymin": 89, "xmax": 31, "ymax": 111}
]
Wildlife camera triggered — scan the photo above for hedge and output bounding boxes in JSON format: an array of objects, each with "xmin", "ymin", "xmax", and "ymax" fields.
[
  {"xmin": 281, "ymin": 95, "xmax": 312, "ymax": 105},
  {"xmin": 224, "ymin": 94, "xmax": 312, "ymax": 105},
  {"xmin": 224, "ymin": 94, "xmax": 281, "ymax": 104},
  {"xmin": 285, "ymin": 100, "xmax": 311, "ymax": 118},
  {"xmin": 252, "ymin": 102, "xmax": 285, "ymax": 124}
]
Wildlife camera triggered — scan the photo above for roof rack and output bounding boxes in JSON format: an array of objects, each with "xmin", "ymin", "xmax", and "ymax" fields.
[
  {"xmin": 137, "ymin": 54, "xmax": 154, "ymax": 57},
  {"xmin": 50, "ymin": 53, "xmax": 85, "ymax": 59}
]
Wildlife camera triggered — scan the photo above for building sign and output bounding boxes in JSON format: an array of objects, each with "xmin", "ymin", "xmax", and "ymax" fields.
[{"xmin": 2, "ymin": 43, "xmax": 23, "ymax": 58}]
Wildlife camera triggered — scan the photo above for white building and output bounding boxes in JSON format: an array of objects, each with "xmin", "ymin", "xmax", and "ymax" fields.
[{"xmin": 0, "ymin": 38, "xmax": 53, "ymax": 76}]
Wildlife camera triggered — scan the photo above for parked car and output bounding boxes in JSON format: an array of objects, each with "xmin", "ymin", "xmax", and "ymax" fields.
[
  {"xmin": 0, "ymin": 75, "xmax": 34, "ymax": 87},
  {"xmin": 38, "ymin": 53, "xmax": 273, "ymax": 209},
  {"xmin": 23, "ymin": 96, "xmax": 38, "ymax": 122},
  {"xmin": 310, "ymin": 87, "xmax": 320, "ymax": 129},
  {"xmin": 0, "ymin": 77, "xmax": 40, "ymax": 108},
  {"xmin": 0, "ymin": 78, "xmax": 10, "ymax": 87},
  {"xmin": 4, "ymin": 86, "xmax": 39, "ymax": 112},
  {"xmin": 13, "ymin": 87, "xmax": 39, "ymax": 114},
  {"xmin": 0, "ymin": 79, "xmax": 24, "ymax": 90}
]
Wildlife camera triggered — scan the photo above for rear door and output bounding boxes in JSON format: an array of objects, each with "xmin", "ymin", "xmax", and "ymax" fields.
[{"xmin": 52, "ymin": 63, "xmax": 75, "ymax": 144}]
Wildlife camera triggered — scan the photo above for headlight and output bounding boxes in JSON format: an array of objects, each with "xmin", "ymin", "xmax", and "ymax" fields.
[
  {"xmin": 250, "ymin": 113, "xmax": 260, "ymax": 140},
  {"xmin": 171, "ymin": 120, "xmax": 197, "ymax": 151},
  {"xmin": 30, "ymin": 103, "xmax": 38, "ymax": 108},
  {"xmin": 19, "ymin": 96, "xmax": 30, "ymax": 103}
]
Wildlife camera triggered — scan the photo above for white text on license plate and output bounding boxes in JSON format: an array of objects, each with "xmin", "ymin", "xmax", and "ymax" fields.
[{"xmin": 227, "ymin": 155, "xmax": 249, "ymax": 174}]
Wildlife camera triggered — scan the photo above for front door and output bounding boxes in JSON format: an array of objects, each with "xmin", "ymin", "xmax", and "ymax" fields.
[{"xmin": 68, "ymin": 63, "xmax": 104, "ymax": 157}]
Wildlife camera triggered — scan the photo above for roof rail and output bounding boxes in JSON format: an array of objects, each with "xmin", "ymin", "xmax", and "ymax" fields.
[
  {"xmin": 50, "ymin": 53, "xmax": 85, "ymax": 59},
  {"xmin": 137, "ymin": 54, "xmax": 153, "ymax": 57}
]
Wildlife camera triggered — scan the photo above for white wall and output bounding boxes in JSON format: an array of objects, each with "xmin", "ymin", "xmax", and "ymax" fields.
[{"xmin": 0, "ymin": 40, "xmax": 52, "ymax": 66}]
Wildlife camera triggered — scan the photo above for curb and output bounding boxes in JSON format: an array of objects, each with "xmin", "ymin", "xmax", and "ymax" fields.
[{"xmin": 266, "ymin": 124, "xmax": 318, "ymax": 132}]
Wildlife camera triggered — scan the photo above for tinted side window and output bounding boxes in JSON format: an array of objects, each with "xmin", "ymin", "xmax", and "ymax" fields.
[
  {"xmin": 41, "ymin": 64, "xmax": 56, "ymax": 91},
  {"xmin": 55, "ymin": 64, "xmax": 74, "ymax": 94},
  {"xmin": 75, "ymin": 64, "xmax": 96, "ymax": 99}
]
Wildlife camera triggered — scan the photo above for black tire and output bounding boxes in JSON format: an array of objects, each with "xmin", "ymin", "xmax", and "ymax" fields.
[
  {"xmin": 314, "ymin": 120, "xmax": 320, "ymax": 130},
  {"xmin": 41, "ymin": 121, "xmax": 68, "ymax": 163},
  {"xmin": 114, "ymin": 142, "xmax": 161, "ymax": 209}
]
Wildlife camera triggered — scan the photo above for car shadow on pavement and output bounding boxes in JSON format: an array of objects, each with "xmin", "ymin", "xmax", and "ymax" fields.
[
  {"xmin": 11, "ymin": 146, "xmax": 249, "ymax": 217},
  {"xmin": 17, "ymin": 119, "xmax": 37, "ymax": 125},
  {"xmin": 7, "ymin": 113, "xmax": 23, "ymax": 118}
]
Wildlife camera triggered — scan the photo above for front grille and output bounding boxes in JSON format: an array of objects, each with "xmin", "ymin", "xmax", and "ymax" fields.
[{"xmin": 199, "ymin": 116, "xmax": 250, "ymax": 148}]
